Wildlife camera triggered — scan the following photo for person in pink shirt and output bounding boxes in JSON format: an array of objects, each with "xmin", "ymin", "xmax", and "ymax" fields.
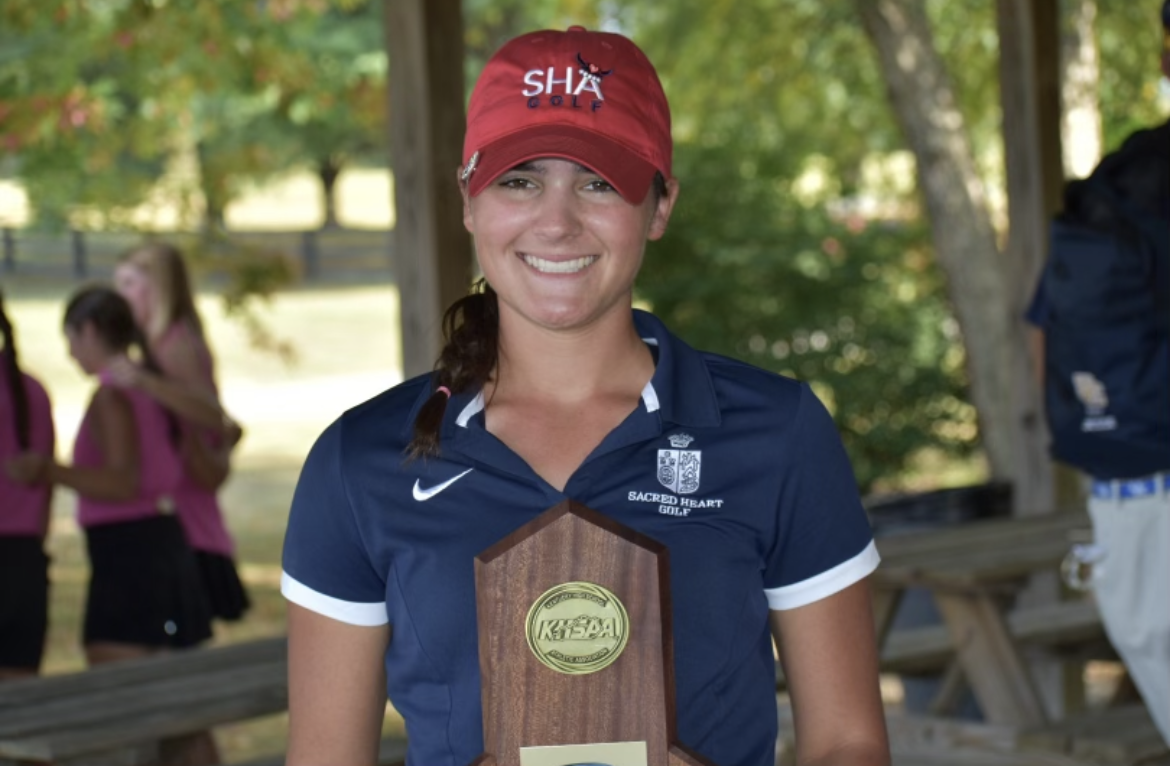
[
  {"xmin": 0, "ymin": 290, "xmax": 55, "ymax": 680},
  {"xmin": 113, "ymin": 243, "xmax": 249, "ymax": 623},
  {"xmin": 6, "ymin": 287, "xmax": 213, "ymax": 666}
]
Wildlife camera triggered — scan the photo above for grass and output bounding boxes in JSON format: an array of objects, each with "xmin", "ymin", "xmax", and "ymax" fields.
[{"xmin": 5, "ymin": 276, "xmax": 406, "ymax": 760}]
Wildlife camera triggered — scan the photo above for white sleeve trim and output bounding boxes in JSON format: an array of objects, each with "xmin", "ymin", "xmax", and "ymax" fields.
[
  {"xmin": 764, "ymin": 540, "xmax": 880, "ymax": 611},
  {"xmin": 281, "ymin": 571, "xmax": 389, "ymax": 627}
]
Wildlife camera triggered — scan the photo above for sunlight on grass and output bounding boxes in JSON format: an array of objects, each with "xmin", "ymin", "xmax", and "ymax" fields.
[{"xmin": 6, "ymin": 278, "xmax": 405, "ymax": 759}]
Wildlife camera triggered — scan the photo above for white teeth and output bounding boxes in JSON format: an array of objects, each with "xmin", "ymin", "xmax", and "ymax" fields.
[{"xmin": 522, "ymin": 254, "xmax": 597, "ymax": 273}]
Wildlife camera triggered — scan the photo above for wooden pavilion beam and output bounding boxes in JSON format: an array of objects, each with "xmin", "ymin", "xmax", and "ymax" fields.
[
  {"xmin": 998, "ymin": 0, "xmax": 1064, "ymax": 296},
  {"xmin": 997, "ymin": 0, "xmax": 1083, "ymax": 721},
  {"xmin": 384, "ymin": 0, "xmax": 474, "ymax": 378},
  {"xmin": 995, "ymin": 0, "xmax": 1064, "ymax": 520}
]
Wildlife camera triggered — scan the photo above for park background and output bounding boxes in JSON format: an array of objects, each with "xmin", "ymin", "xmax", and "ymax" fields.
[{"xmin": 2, "ymin": 0, "xmax": 1168, "ymax": 760}]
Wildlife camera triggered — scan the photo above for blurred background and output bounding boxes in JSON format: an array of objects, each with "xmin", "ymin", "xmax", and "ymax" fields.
[{"xmin": 2, "ymin": 0, "xmax": 1167, "ymax": 758}]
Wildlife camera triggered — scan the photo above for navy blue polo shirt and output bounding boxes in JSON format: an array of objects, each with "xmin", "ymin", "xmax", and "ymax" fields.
[{"xmin": 282, "ymin": 309, "xmax": 878, "ymax": 766}]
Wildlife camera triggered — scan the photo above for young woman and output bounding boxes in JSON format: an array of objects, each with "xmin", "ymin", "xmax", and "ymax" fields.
[
  {"xmin": 6, "ymin": 287, "xmax": 213, "ymax": 666},
  {"xmin": 0, "ymin": 290, "xmax": 54, "ymax": 680},
  {"xmin": 113, "ymin": 243, "xmax": 250, "ymax": 622},
  {"xmin": 281, "ymin": 27, "xmax": 890, "ymax": 766}
]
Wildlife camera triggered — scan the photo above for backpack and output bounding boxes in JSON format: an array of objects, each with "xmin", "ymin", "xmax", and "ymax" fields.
[{"xmin": 1040, "ymin": 172, "xmax": 1170, "ymax": 479}]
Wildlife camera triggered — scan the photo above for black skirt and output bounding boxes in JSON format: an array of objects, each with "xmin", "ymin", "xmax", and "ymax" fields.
[
  {"xmin": 194, "ymin": 551, "xmax": 251, "ymax": 621},
  {"xmin": 0, "ymin": 536, "xmax": 49, "ymax": 669},
  {"xmin": 83, "ymin": 515, "xmax": 213, "ymax": 649}
]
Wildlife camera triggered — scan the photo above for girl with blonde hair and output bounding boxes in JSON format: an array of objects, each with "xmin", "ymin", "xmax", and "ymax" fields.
[{"xmin": 114, "ymin": 242, "xmax": 250, "ymax": 623}]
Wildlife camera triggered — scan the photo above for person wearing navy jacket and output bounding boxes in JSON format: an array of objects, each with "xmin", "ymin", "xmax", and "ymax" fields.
[{"xmin": 282, "ymin": 26, "xmax": 890, "ymax": 766}]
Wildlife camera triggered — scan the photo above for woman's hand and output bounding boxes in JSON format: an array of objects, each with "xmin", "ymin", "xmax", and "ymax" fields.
[
  {"xmin": 105, "ymin": 354, "xmax": 148, "ymax": 389},
  {"xmin": 181, "ymin": 428, "xmax": 232, "ymax": 490},
  {"xmin": 5, "ymin": 452, "xmax": 51, "ymax": 485}
]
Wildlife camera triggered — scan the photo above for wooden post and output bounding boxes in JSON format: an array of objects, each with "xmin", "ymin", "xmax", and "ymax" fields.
[
  {"xmin": 70, "ymin": 229, "xmax": 87, "ymax": 278},
  {"xmin": 383, "ymin": 0, "xmax": 473, "ymax": 379},
  {"xmin": 997, "ymin": 0, "xmax": 1063, "ymax": 520},
  {"xmin": 996, "ymin": 0, "xmax": 1084, "ymax": 720}
]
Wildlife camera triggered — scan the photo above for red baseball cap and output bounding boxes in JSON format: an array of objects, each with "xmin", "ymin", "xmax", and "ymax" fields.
[{"xmin": 462, "ymin": 26, "xmax": 672, "ymax": 203}]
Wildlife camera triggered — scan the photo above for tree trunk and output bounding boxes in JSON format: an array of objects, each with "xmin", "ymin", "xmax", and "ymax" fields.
[
  {"xmin": 318, "ymin": 156, "xmax": 343, "ymax": 229},
  {"xmin": 994, "ymin": 0, "xmax": 1062, "ymax": 517},
  {"xmin": 383, "ymin": 0, "xmax": 472, "ymax": 378},
  {"xmin": 1059, "ymin": 0, "xmax": 1102, "ymax": 179},
  {"xmin": 854, "ymin": 0, "xmax": 1029, "ymax": 498},
  {"xmin": 195, "ymin": 141, "xmax": 227, "ymax": 233}
]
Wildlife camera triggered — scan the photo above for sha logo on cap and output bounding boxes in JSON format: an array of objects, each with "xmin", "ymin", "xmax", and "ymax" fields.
[{"xmin": 520, "ymin": 51, "xmax": 611, "ymax": 105}]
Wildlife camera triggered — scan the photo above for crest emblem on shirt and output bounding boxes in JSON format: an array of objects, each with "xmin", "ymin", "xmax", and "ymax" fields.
[
  {"xmin": 658, "ymin": 433, "xmax": 701, "ymax": 494},
  {"xmin": 1071, "ymin": 371, "xmax": 1117, "ymax": 432}
]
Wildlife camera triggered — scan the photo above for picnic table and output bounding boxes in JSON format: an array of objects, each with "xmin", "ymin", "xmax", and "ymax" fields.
[
  {"xmin": 869, "ymin": 510, "xmax": 1101, "ymax": 728},
  {"xmin": 0, "ymin": 637, "xmax": 287, "ymax": 765}
]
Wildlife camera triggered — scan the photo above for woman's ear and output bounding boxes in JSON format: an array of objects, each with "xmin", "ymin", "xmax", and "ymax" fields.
[
  {"xmin": 457, "ymin": 167, "xmax": 474, "ymax": 233},
  {"xmin": 647, "ymin": 178, "xmax": 680, "ymax": 242}
]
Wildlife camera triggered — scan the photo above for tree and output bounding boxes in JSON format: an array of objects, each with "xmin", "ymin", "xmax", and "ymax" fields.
[
  {"xmin": 851, "ymin": 0, "xmax": 1030, "ymax": 502},
  {"xmin": 0, "ymin": 0, "xmax": 386, "ymax": 230},
  {"xmin": 851, "ymin": 0, "xmax": 1167, "ymax": 506},
  {"xmin": 205, "ymin": 0, "xmax": 388, "ymax": 229}
]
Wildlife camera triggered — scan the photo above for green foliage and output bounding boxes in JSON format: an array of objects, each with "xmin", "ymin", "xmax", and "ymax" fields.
[
  {"xmin": 1, "ymin": 2, "xmax": 169, "ymax": 228},
  {"xmin": 645, "ymin": 188, "xmax": 975, "ymax": 491},
  {"xmin": 193, "ymin": 234, "xmax": 300, "ymax": 362},
  {"xmin": 1096, "ymin": 2, "xmax": 1168, "ymax": 148},
  {"xmin": 0, "ymin": 0, "xmax": 387, "ymax": 230},
  {"xmin": 463, "ymin": 0, "xmax": 608, "ymax": 83},
  {"xmin": 193, "ymin": 1, "xmax": 387, "ymax": 226}
]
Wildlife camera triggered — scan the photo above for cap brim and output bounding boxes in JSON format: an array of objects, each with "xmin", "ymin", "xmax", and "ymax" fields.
[{"xmin": 467, "ymin": 125, "xmax": 658, "ymax": 204}]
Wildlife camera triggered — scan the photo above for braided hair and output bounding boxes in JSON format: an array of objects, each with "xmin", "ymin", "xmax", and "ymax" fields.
[{"xmin": 406, "ymin": 279, "xmax": 499, "ymax": 459}]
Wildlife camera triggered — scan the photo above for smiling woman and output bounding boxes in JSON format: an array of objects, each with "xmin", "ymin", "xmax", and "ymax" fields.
[{"xmin": 281, "ymin": 25, "xmax": 891, "ymax": 766}]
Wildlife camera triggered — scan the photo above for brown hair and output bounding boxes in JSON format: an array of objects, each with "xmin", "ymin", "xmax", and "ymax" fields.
[
  {"xmin": 407, "ymin": 279, "xmax": 499, "ymax": 459},
  {"xmin": 64, "ymin": 285, "xmax": 180, "ymax": 444},
  {"xmin": 0, "ymin": 290, "xmax": 31, "ymax": 450},
  {"xmin": 119, "ymin": 242, "xmax": 204, "ymax": 344}
]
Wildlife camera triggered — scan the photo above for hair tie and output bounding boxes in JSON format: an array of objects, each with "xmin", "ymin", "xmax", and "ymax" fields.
[{"xmin": 437, "ymin": 386, "xmax": 452, "ymax": 398}]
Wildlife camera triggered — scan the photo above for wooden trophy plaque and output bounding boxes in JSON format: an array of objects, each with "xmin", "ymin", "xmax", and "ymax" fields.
[{"xmin": 469, "ymin": 499, "xmax": 717, "ymax": 766}]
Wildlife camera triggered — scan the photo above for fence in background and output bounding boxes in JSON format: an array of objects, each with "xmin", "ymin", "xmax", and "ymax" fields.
[{"xmin": 0, "ymin": 227, "xmax": 396, "ymax": 283}]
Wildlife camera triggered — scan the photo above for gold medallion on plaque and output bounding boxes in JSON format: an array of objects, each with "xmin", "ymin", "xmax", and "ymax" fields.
[{"xmin": 525, "ymin": 581, "xmax": 629, "ymax": 675}]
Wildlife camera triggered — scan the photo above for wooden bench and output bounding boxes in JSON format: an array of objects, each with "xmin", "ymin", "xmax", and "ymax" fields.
[
  {"xmin": 0, "ymin": 637, "xmax": 287, "ymax": 766},
  {"xmin": 775, "ymin": 596, "xmax": 1106, "ymax": 688},
  {"xmin": 779, "ymin": 704, "xmax": 1098, "ymax": 765},
  {"xmin": 1019, "ymin": 704, "xmax": 1170, "ymax": 765},
  {"xmin": 867, "ymin": 512, "xmax": 1103, "ymax": 727}
]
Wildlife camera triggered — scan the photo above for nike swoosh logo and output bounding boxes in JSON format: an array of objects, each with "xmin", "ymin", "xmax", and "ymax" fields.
[{"xmin": 412, "ymin": 468, "xmax": 474, "ymax": 501}]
